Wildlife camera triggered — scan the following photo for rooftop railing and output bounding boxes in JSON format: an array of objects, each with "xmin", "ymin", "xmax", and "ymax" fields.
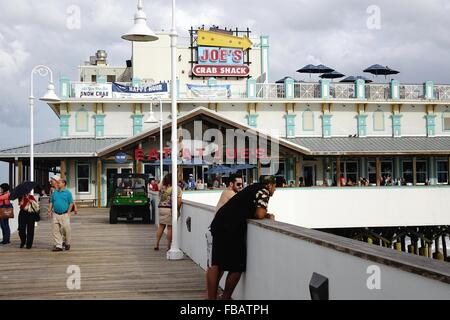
[{"xmin": 60, "ymin": 79, "xmax": 450, "ymax": 102}]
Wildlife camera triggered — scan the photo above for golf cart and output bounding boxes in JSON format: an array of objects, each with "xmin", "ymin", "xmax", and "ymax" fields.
[{"xmin": 109, "ymin": 173, "xmax": 153, "ymax": 224}]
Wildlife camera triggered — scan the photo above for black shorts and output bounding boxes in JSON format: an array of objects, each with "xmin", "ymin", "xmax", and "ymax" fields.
[{"xmin": 210, "ymin": 230, "xmax": 247, "ymax": 272}]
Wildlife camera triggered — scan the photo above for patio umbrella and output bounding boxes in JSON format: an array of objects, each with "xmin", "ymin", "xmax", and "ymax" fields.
[
  {"xmin": 363, "ymin": 64, "xmax": 400, "ymax": 78},
  {"xmin": 10, "ymin": 181, "xmax": 39, "ymax": 200},
  {"xmin": 340, "ymin": 76, "xmax": 373, "ymax": 83},
  {"xmin": 232, "ymin": 164, "xmax": 256, "ymax": 170},
  {"xmin": 319, "ymin": 71, "xmax": 345, "ymax": 79},
  {"xmin": 296, "ymin": 64, "xmax": 319, "ymax": 78},
  {"xmin": 315, "ymin": 64, "xmax": 335, "ymax": 74},
  {"xmin": 207, "ymin": 165, "xmax": 237, "ymax": 175}
]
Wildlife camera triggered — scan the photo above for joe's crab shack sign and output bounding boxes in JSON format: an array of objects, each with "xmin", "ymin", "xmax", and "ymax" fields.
[{"xmin": 192, "ymin": 29, "xmax": 252, "ymax": 77}]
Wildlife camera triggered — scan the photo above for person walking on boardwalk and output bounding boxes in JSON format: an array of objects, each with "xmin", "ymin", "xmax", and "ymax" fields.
[
  {"xmin": 0, "ymin": 183, "xmax": 13, "ymax": 245},
  {"xmin": 48, "ymin": 179, "xmax": 74, "ymax": 252},
  {"xmin": 206, "ymin": 175, "xmax": 276, "ymax": 300},
  {"xmin": 18, "ymin": 192, "xmax": 39, "ymax": 249},
  {"xmin": 154, "ymin": 174, "xmax": 182, "ymax": 251}
]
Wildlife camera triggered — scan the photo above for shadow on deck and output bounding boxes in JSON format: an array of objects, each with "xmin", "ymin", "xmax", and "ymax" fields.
[{"xmin": 0, "ymin": 208, "xmax": 205, "ymax": 300}]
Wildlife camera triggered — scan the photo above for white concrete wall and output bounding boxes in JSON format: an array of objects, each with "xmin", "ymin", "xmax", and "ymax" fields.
[
  {"xmin": 331, "ymin": 105, "xmax": 358, "ymax": 137},
  {"xmin": 103, "ymin": 104, "xmax": 134, "ymax": 137},
  {"xmin": 366, "ymin": 104, "xmax": 393, "ymax": 136},
  {"xmin": 183, "ymin": 187, "xmax": 450, "ymax": 228},
  {"xmin": 179, "ymin": 200, "xmax": 450, "ymax": 300},
  {"xmin": 401, "ymin": 104, "xmax": 427, "ymax": 136},
  {"xmin": 68, "ymin": 103, "xmax": 95, "ymax": 137},
  {"xmin": 434, "ymin": 105, "xmax": 450, "ymax": 136},
  {"xmin": 294, "ymin": 104, "xmax": 322, "ymax": 137}
]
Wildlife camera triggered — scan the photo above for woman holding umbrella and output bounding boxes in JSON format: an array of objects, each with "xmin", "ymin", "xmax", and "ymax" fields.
[
  {"xmin": 0, "ymin": 183, "xmax": 13, "ymax": 245},
  {"xmin": 11, "ymin": 181, "xmax": 39, "ymax": 249}
]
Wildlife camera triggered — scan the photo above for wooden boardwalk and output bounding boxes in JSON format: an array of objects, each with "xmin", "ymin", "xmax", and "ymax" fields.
[{"xmin": 0, "ymin": 209, "xmax": 206, "ymax": 300}]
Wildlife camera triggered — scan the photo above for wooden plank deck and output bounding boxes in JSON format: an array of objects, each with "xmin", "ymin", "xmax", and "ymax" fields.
[{"xmin": 0, "ymin": 208, "xmax": 206, "ymax": 300}]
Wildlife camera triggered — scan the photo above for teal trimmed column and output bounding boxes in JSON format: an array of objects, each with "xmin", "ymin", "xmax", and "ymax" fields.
[
  {"xmin": 284, "ymin": 78, "xmax": 295, "ymax": 99},
  {"xmin": 246, "ymin": 78, "xmax": 257, "ymax": 98},
  {"xmin": 60, "ymin": 77, "xmax": 71, "ymax": 98},
  {"xmin": 392, "ymin": 114, "xmax": 402, "ymax": 137},
  {"xmin": 429, "ymin": 156, "xmax": 437, "ymax": 185},
  {"xmin": 260, "ymin": 36, "xmax": 270, "ymax": 82},
  {"xmin": 285, "ymin": 114, "xmax": 296, "ymax": 138},
  {"xmin": 176, "ymin": 79, "xmax": 181, "ymax": 98},
  {"xmin": 248, "ymin": 114, "xmax": 258, "ymax": 128},
  {"xmin": 207, "ymin": 77, "xmax": 217, "ymax": 86},
  {"xmin": 355, "ymin": 79, "xmax": 366, "ymax": 99},
  {"xmin": 60, "ymin": 115, "xmax": 70, "ymax": 137},
  {"xmin": 357, "ymin": 114, "xmax": 368, "ymax": 137},
  {"xmin": 321, "ymin": 114, "xmax": 332, "ymax": 138},
  {"xmin": 132, "ymin": 114, "xmax": 144, "ymax": 135},
  {"xmin": 390, "ymin": 80, "xmax": 400, "ymax": 99},
  {"xmin": 426, "ymin": 114, "xmax": 436, "ymax": 137},
  {"xmin": 132, "ymin": 78, "xmax": 142, "ymax": 87},
  {"xmin": 424, "ymin": 81, "xmax": 434, "ymax": 100},
  {"xmin": 394, "ymin": 157, "xmax": 401, "ymax": 181},
  {"xmin": 320, "ymin": 79, "xmax": 330, "ymax": 99},
  {"xmin": 285, "ymin": 158, "xmax": 291, "ymax": 182},
  {"xmin": 97, "ymin": 75, "xmax": 107, "ymax": 84},
  {"xmin": 95, "ymin": 114, "xmax": 106, "ymax": 137}
]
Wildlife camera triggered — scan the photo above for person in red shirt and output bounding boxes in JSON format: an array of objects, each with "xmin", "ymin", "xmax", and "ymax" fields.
[
  {"xmin": 0, "ymin": 183, "xmax": 12, "ymax": 245},
  {"xmin": 18, "ymin": 192, "xmax": 38, "ymax": 249}
]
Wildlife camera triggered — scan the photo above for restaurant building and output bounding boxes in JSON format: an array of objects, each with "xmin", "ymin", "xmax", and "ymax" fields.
[{"xmin": 1, "ymin": 26, "xmax": 450, "ymax": 207}]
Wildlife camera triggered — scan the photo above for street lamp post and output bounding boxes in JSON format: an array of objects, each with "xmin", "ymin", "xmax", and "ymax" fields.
[
  {"xmin": 30, "ymin": 65, "xmax": 60, "ymax": 186},
  {"xmin": 167, "ymin": 0, "xmax": 183, "ymax": 260}
]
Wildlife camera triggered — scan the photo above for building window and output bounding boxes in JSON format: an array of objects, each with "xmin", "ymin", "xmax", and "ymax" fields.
[
  {"xmin": 302, "ymin": 109, "xmax": 314, "ymax": 131},
  {"xmin": 437, "ymin": 160, "xmax": 449, "ymax": 184},
  {"xmin": 416, "ymin": 160, "xmax": 428, "ymax": 184},
  {"xmin": 77, "ymin": 163, "xmax": 90, "ymax": 193},
  {"xmin": 402, "ymin": 161, "xmax": 413, "ymax": 184},
  {"xmin": 442, "ymin": 111, "xmax": 450, "ymax": 131},
  {"xmin": 76, "ymin": 109, "xmax": 89, "ymax": 132},
  {"xmin": 333, "ymin": 160, "xmax": 358, "ymax": 185},
  {"xmin": 107, "ymin": 75, "xmax": 116, "ymax": 83},
  {"xmin": 373, "ymin": 109, "xmax": 385, "ymax": 131},
  {"xmin": 367, "ymin": 160, "xmax": 393, "ymax": 184},
  {"xmin": 91, "ymin": 75, "xmax": 97, "ymax": 82}
]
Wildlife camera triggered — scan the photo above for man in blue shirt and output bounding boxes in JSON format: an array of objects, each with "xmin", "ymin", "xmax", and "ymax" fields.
[{"xmin": 48, "ymin": 179, "xmax": 74, "ymax": 252}]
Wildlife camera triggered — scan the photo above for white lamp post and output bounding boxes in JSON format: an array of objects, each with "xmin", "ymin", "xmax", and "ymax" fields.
[
  {"xmin": 144, "ymin": 99, "xmax": 164, "ymax": 182},
  {"xmin": 30, "ymin": 65, "xmax": 60, "ymax": 186},
  {"xmin": 123, "ymin": 0, "xmax": 183, "ymax": 259}
]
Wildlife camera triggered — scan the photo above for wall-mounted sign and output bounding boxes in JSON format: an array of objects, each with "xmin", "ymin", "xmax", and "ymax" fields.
[
  {"xmin": 197, "ymin": 30, "xmax": 252, "ymax": 50},
  {"xmin": 191, "ymin": 28, "xmax": 252, "ymax": 78},
  {"xmin": 187, "ymin": 84, "xmax": 231, "ymax": 98},
  {"xmin": 112, "ymin": 83, "xmax": 169, "ymax": 99},
  {"xmin": 73, "ymin": 83, "xmax": 112, "ymax": 99},
  {"xmin": 198, "ymin": 47, "xmax": 244, "ymax": 65},
  {"xmin": 192, "ymin": 65, "xmax": 250, "ymax": 77},
  {"xmin": 115, "ymin": 152, "xmax": 128, "ymax": 164}
]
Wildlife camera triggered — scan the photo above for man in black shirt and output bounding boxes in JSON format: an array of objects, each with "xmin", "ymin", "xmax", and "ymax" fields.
[{"xmin": 206, "ymin": 175, "xmax": 276, "ymax": 300}]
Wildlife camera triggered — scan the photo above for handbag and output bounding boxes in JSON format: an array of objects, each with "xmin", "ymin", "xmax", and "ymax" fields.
[
  {"xmin": 0, "ymin": 207, "xmax": 14, "ymax": 219},
  {"xmin": 25, "ymin": 200, "xmax": 41, "ymax": 222}
]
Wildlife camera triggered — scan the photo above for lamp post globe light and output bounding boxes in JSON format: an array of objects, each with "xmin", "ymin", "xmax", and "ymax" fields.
[
  {"xmin": 30, "ymin": 65, "xmax": 60, "ymax": 188},
  {"xmin": 123, "ymin": 0, "xmax": 183, "ymax": 260}
]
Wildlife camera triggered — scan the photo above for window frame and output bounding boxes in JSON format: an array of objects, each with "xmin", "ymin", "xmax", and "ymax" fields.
[
  {"xmin": 302, "ymin": 108, "xmax": 315, "ymax": 132},
  {"xmin": 373, "ymin": 108, "xmax": 385, "ymax": 132},
  {"xmin": 76, "ymin": 163, "xmax": 91, "ymax": 194},
  {"xmin": 436, "ymin": 159, "xmax": 449, "ymax": 184}
]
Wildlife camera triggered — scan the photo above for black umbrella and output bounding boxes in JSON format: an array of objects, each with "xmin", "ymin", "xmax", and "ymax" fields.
[
  {"xmin": 315, "ymin": 64, "xmax": 335, "ymax": 74},
  {"xmin": 320, "ymin": 71, "xmax": 345, "ymax": 79},
  {"xmin": 340, "ymin": 76, "xmax": 373, "ymax": 83},
  {"xmin": 363, "ymin": 64, "xmax": 400, "ymax": 77},
  {"xmin": 10, "ymin": 181, "xmax": 38, "ymax": 200},
  {"xmin": 297, "ymin": 64, "xmax": 318, "ymax": 74},
  {"xmin": 275, "ymin": 76, "xmax": 295, "ymax": 84}
]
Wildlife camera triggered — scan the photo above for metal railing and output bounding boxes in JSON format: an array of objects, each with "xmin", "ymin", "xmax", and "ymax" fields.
[
  {"xmin": 330, "ymin": 83, "xmax": 355, "ymax": 99},
  {"xmin": 365, "ymin": 84, "xmax": 390, "ymax": 100},
  {"xmin": 256, "ymin": 83, "xmax": 285, "ymax": 99},
  {"xmin": 293, "ymin": 83, "xmax": 320, "ymax": 99},
  {"xmin": 400, "ymin": 84, "xmax": 423, "ymax": 100},
  {"xmin": 435, "ymin": 85, "xmax": 450, "ymax": 100}
]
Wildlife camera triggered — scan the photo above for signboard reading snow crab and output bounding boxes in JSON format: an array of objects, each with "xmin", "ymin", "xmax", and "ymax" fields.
[{"xmin": 192, "ymin": 28, "xmax": 252, "ymax": 78}]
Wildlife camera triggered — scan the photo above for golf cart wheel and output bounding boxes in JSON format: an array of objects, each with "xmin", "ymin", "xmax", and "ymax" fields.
[
  {"xmin": 109, "ymin": 207, "xmax": 118, "ymax": 224},
  {"xmin": 142, "ymin": 207, "xmax": 151, "ymax": 224}
]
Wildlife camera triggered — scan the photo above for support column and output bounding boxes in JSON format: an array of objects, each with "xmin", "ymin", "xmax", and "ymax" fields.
[
  {"xmin": 8, "ymin": 163, "xmax": 13, "ymax": 187},
  {"xmin": 18, "ymin": 160, "xmax": 23, "ymax": 184},
  {"xmin": 97, "ymin": 159, "xmax": 102, "ymax": 208},
  {"xmin": 429, "ymin": 156, "xmax": 437, "ymax": 185},
  {"xmin": 14, "ymin": 158, "xmax": 19, "ymax": 187},
  {"xmin": 295, "ymin": 156, "xmax": 301, "ymax": 187},
  {"xmin": 60, "ymin": 159, "xmax": 66, "ymax": 180},
  {"xmin": 413, "ymin": 156, "xmax": 417, "ymax": 186},
  {"xmin": 336, "ymin": 156, "xmax": 341, "ymax": 187},
  {"xmin": 136, "ymin": 143, "xmax": 143, "ymax": 174},
  {"xmin": 260, "ymin": 36, "xmax": 270, "ymax": 82},
  {"xmin": 376, "ymin": 157, "xmax": 381, "ymax": 186}
]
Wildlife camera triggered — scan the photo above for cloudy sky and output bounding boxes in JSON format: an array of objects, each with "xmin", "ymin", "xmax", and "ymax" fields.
[{"xmin": 1, "ymin": 0, "xmax": 450, "ymax": 182}]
